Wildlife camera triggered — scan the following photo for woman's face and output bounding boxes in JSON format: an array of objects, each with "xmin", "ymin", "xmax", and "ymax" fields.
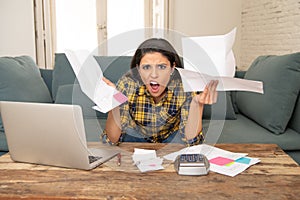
[{"xmin": 138, "ymin": 52, "xmax": 174, "ymax": 103}]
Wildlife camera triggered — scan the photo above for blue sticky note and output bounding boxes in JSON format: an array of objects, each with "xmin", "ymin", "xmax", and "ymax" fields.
[{"xmin": 235, "ymin": 157, "xmax": 251, "ymax": 164}]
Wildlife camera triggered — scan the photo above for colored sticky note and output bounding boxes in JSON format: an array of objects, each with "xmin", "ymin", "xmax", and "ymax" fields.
[
  {"xmin": 235, "ymin": 157, "xmax": 251, "ymax": 164},
  {"xmin": 113, "ymin": 92, "xmax": 127, "ymax": 103},
  {"xmin": 209, "ymin": 157, "xmax": 234, "ymax": 166},
  {"xmin": 225, "ymin": 162, "xmax": 235, "ymax": 167}
]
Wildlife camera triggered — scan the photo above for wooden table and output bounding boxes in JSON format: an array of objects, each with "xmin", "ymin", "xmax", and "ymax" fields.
[{"xmin": 0, "ymin": 143, "xmax": 299, "ymax": 200}]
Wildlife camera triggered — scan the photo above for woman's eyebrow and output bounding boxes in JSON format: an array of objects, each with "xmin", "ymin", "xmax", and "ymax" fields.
[{"xmin": 140, "ymin": 62, "xmax": 168, "ymax": 65}]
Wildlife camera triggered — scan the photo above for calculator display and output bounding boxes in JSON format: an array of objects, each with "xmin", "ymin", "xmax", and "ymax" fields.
[{"xmin": 180, "ymin": 154, "xmax": 205, "ymax": 163}]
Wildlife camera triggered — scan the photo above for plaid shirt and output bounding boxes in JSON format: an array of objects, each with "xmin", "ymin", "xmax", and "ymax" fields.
[{"xmin": 112, "ymin": 70, "xmax": 204, "ymax": 146}]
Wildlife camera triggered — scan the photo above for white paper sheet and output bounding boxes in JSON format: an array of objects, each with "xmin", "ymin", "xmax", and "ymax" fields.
[
  {"xmin": 182, "ymin": 28, "xmax": 237, "ymax": 77},
  {"xmin": 132, "ymin": 148, "xmax": 157, "ymax": 164},
  {"xmin": 163, "ymin": 144, "xmax": 247, "ymax": 162},
  {"xmin": 211, "ymin": 157, "xmax": 260, "ymax": 177},
  {"xmin": 177, "ymin": 68, "xmax": 264, "ymax": 94},
  {"xmin": 65, "ymin": 50, "xmax": 127, "ymax": 113},
  {"xmin": 163, "ymin": 144, "xmax": 260, "ymax": 177},
  {"xmin": 132, "ymin": 148, "xmax": 164, "ymax": 172}
]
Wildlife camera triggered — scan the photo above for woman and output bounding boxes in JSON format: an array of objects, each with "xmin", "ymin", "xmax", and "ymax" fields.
[{"xmin": 102, "ymin": 38, "xmax": 218, "ymax": 146}]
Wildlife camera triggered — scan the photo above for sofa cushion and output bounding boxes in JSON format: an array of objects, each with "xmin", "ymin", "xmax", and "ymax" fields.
[
  {"xmin": 0, "ymin": 56, "xmax": 52, "ymax": 133},
  {"xmin": 55, "ymin": 84, "xmax": 107, "ymax": 119},
  {"xmin": 40, "ymin": 68, "xmax": 53, "ymax": 96},
  {"xmin": 210, "ymin": 114, "xmax": 300, "ymax": 150},
  {"xmin": 203, "ymin": 92, "xmax": 236, "ymax": 120},
  {"xmin": 94, "ymin": 56, "xmax": 132, "ymax": 84},
  {"xmin": 236, "ymin": 53, "xmax": 300, "ymax": 134},
  {"xmin": 289, "ymin": 95, "xmax": 300, "ymax": 133},
  {"xmin": 52, "ymin": 53, "xmax": 76, "ymax": 101}
]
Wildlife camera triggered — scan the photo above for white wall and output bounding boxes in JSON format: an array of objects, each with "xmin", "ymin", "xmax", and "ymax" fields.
[
  {"xmin": 169, "ymin": 0, "xmax": 242, "ymax": 67},
  {"xmin": 0, "ymin": 0, "xmax": 36, "ymax": 59}
]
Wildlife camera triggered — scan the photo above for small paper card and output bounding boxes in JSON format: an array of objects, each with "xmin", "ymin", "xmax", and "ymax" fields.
[{"xmin": 132, "ymin": 148, "xmax": 164, "ymax": 172}]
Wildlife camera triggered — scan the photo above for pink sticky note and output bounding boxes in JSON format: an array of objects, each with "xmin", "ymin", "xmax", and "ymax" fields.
[
  {"xmin": 209, "ymin": 157, "xmax": 234, "ymax": 166},
  {"xmin": 113, "ymin": 92, "xmax": 128, "ymax": 103}
]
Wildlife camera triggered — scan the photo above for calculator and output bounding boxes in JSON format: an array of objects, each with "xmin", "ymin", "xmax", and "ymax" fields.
[{"xmin": 174, "ymin": 154, "xmax": 210, "ymax": 176}]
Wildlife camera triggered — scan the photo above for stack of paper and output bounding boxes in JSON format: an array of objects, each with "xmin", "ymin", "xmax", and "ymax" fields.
[
  {"xmin": 132, "ymin": 148, "xmax": 164, "ymax": 173},
  {"xmin": 164, "ymin": 144, "xmax": 260, "ymax": 177}
]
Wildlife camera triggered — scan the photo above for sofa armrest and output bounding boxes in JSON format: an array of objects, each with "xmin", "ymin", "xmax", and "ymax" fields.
[{"xmin": 40, "ymin": 68, "xmax": 53, "ymax": 97}]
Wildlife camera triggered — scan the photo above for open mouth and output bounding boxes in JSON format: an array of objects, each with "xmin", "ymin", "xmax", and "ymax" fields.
[{"xmin": 150, "ymin": 81, "xmax": 160, "ymax": 92}]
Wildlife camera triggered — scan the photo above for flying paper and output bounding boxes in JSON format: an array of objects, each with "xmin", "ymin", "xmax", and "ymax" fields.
[
  {"xmin": 182, "ymin": 28, "xmax": 237, "ymax": 77},
  {"xmin": 65, "ymin": 50, "xmax": 127, "ymax": 113},
  {"xmin": 180, "ymin": 28, "xmax": 263, "ymax": 94},
  {"xmin": 176, "ymin": 68, "xmax": 263, "ymax": 94}
]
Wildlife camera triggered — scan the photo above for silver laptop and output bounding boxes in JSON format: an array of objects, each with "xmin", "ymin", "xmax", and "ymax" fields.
[{"xmin": 0, "ymin": 101, "xmax": 120, "ymax": 170}]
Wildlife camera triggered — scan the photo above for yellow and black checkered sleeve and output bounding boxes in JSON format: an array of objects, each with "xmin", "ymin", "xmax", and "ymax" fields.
[{"xmin": 179, "ymin": 92, "xmax": 204, "ymax": 146}]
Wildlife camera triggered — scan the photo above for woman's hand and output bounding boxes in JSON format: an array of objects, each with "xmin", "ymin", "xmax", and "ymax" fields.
[
  {"xmin": 102, "ymin": 77, "xmax": 116, "ymax": 88},
  {"xmin": 195, "ymin": 80, "xmax": 219, "ymax": 105},
  {"xmin": 185, "ymin": 80, "xmax": 218, "ymax": 141}
]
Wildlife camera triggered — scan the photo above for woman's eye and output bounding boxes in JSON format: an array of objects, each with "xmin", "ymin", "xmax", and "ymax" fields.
[
  {"xmin": 141, "ymin": 64, "xmax": 151, "ymax": 70},
  {"xmin": 157, "ymin": 64, "xmax": 167, "ymax": 70}
]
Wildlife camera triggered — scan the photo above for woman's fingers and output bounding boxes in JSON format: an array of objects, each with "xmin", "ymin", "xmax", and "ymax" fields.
[
  {"xmin": 210, "ymin": 80, "xmax": 218, "ymax": 104},
  {"xmin": 102, "ymin": 77, "xmax": 116, "ymax": 88},
  {"xmin": 199, "ymin": 84, "xmax": 209, "ymax": 103},
  {"xmin": 197, "ymin": 80, "xmax": 219, "ymax": 105}
]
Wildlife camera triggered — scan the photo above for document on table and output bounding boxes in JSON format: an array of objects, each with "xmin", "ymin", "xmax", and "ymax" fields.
[
  {"xmin": 132, "ymin": 148, "xmax": 164, "ymax": 173},
  {"xmin": 210, "ymin": 156, "xmax": 260, "ymax": 177},
  {"xmin": 176, "ymin": 68, "xmax": 264, "ymax": 94},
  {"xmin": 65, "ymin": 50, "xmax": 127, "ymax": 113},
  {"xmin": 163, "ymin": 144, "xmax": 260, "ymax": 177}
]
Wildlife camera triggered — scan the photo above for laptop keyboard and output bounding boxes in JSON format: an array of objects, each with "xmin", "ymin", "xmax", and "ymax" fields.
[{"xmin": 88, "ymin": 156, "xmax": 102, "ymax": 164}]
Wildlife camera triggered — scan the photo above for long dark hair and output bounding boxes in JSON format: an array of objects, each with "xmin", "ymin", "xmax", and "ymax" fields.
[
  {"xmin": 130, "ymin": 38, "xmax": 183, "ymax": 69},
  {"xmin": 129, "ymin": 38, "xmax": 183, "ymax": 81}
]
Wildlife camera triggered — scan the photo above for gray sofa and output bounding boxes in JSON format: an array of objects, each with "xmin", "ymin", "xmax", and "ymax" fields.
[{"xmin": 0, "ymin": 53, "xmax": 299, "ymax": 164}]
